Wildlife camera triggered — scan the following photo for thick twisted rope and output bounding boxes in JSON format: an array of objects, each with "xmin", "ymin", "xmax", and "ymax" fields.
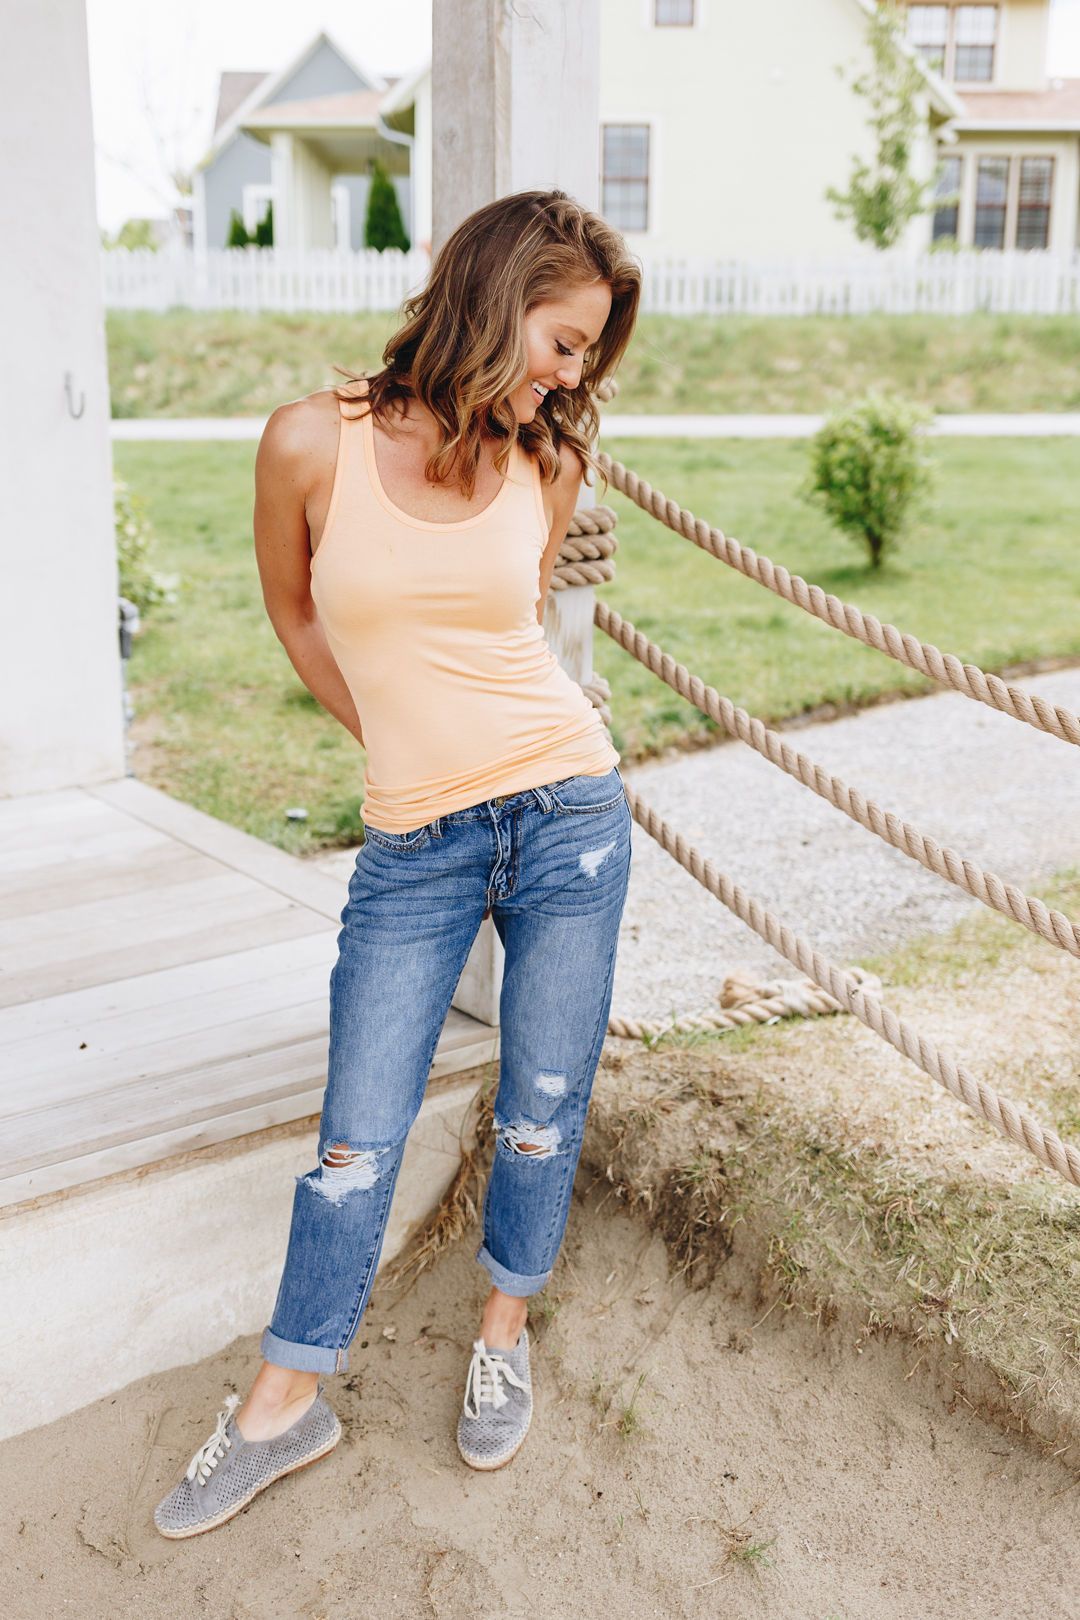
[
  {"xmin": 549, "ymin": 506, "xmax": 618, "ymax": 591},
  {"xmin": 594, "ymin": 602, "xmax": 1080, "ymax": 959},
  {"xmin": 596, "ymin": 453, "xmax": 1080, "ymax": 749},
  {"xmin": 620, "ymin": 782, "xmax": 1080, "ymax": 1189},
  {"xmin": 605, "ymin": 966, "xmax": 883, "ymax": 1041}
]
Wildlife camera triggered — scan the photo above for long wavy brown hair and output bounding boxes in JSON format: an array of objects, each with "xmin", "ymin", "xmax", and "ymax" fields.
[{"xmin": 332, "ymin": 189, "xmax": 641, "ymax": 500}]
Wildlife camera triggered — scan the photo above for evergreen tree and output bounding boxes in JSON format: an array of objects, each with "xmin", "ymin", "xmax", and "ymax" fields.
[
  {"xmin": 254, "ymin": 201, "xmax": 274, "ymax": 247},
  {"xmin": 364, "ymin": 161, "xmax": 410, "ymax": 252},
  {"xmin": 226, "ymin": 208, "xmax": 251, "ymax": 248},
  {"xmin": 825, "ymin": 1, "xmax": 935, "ymax": 250}
]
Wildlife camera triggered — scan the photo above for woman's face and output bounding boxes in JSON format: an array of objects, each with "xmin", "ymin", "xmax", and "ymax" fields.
[{"xmin": 507, "ymin": 279, "xmax": 614, "ymax": 424}]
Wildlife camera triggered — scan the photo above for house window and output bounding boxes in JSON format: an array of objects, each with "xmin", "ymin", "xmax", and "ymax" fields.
[
  {"xmin": 602, "ymin": 124, "xmax": 650, "ymax": 231},
  {"xmin": 907, "ymin": 5, "xmax": 948, "ymax": 73},
  {"xmin": 973, "ymin": 156, "xmax": 1009, "ymax": 247},
  {"xmin": 905, "ymin": 4, "xmax": 997, "ymax": 82},
  {"xmin": 654, "ymin": 0, "xmax": 694, "ymax": 22},
  {"xmin": 932, "ymin": 153, "xmax": 962, "ymax": 241},
  {"xmin": 1016, "ymin": 156, "xmax": 1053, "ymax": 250},
  {"xmin": 954, "ymin": 5, "xmax": 997, "ymax": 82}
]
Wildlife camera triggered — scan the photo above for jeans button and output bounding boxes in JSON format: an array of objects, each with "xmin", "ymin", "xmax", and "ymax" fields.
[{"xmin": 493, "ymin": 794, "xmax": 506, "ymax": 806}]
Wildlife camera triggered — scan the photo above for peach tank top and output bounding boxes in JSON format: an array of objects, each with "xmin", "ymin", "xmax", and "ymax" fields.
[{"xmin": 310, "ymin": 379, "xmax": 620, "ymax": 834}]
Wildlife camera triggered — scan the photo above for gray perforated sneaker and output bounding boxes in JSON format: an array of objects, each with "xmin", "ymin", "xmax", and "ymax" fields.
[
  {"xmin": 153, "ymin": 1383, "xmax": 342, "ymax": 1538},
  {"xmin": 456, "ymin": 1328, "xmax": 533, "ymax": 1470}
]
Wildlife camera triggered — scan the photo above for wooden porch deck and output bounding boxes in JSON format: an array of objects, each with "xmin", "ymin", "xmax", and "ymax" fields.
[{"xmin": 0, "ymin": 777, "xmax": 499, "ymax": 1209}]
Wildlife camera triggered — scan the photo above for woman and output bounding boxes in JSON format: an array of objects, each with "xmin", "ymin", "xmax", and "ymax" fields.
[{"xmin": 154, "ymin": 189, "xmax": 642, "ymax": 1538}]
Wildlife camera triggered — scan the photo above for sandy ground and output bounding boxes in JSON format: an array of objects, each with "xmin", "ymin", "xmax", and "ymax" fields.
[
  {"xmin": 10, "ymin": 672, "xmax": 1080, "ymax": 1617},
  {"xmin": 5, "ymin": 1164, "xmax": 1078, "ymax": 1620}
]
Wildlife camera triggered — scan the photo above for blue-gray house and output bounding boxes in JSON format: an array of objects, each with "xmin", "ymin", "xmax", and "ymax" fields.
[{"xmin": 192, "ymin": 30, "xmax": 424, "ymax": 253}]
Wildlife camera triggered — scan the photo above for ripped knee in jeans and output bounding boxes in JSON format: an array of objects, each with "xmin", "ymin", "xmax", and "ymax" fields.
[
  {"xmin": 496, "ymin": 1120, "xmax": 562, "ymax": 1159},
  {"xmin": 304, "ymin": 1141, "xmax": 390, "ymax": 1205}
]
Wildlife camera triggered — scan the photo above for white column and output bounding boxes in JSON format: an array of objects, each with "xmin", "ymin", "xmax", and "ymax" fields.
[
  {"xmin": 270, "ymin": 132, "xmax": 295, "ymax": 248},
  {"xmin": 432, "ymin": 0, "xmax": 603, "ymax": 1027},
  {"xmin": 291, "ymin": 139, "xmax": 336, "ymax": 250},
  {"xmin": 0, "ymin": 0, "xmax": 125, "ymax": 795},
  {"xmin": 273, "ymin": 133, "xmax": 335, "ymax": 251}
]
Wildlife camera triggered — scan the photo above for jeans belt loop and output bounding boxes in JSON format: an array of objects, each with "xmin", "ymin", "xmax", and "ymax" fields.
[{"xmin": 532, "ymin": 783, "xmax": 554, "ymax": 813}]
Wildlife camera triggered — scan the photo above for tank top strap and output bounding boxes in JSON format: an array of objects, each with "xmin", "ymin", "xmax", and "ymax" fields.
[
  {"xmin": 314, "ymin": 382, "xmax": 375, "ymax": 558},
  {"xmin": 337, "ymin": 375, "xmax": 371, "ymax": 423}
]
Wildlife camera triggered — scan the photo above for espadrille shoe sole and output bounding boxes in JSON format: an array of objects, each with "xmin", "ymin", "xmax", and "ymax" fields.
[
  {"xmin": 155, "ymin": 1421, "xmax": 342, "ymax": 1538},
  {"xmin": 457, "ymin": 1406, "xmax": 532, "ymax": 1471}
]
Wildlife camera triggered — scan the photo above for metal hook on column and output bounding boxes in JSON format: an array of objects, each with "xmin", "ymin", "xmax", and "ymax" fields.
[{"xmin": 64, "ymin": 371, "xmax": 85, "ymax": 420}]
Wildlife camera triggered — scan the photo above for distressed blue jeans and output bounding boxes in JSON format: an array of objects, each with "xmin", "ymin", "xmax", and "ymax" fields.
[{"xmin": 260, "ymin": 764, "xmax": 633, "ymax": 1374}]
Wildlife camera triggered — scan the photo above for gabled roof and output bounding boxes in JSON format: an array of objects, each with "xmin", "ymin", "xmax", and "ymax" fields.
[
  {"xmin": 242, "ymin": 89, "xmax": 386, "ymax": 132},
  {"xmin": 379, "ymin": 59, "xmax": 430, "ymax": 120},
  {"xmin": 953, "ymin": 78, "xmax": 1080, "ymax": 131},
  {"xmin": 213, "ymin": 71, "xmax": 269, "ymax": 135},
  {"xmin": 198, "ymin": 29, "xmax": 389, "ymax": 169}
]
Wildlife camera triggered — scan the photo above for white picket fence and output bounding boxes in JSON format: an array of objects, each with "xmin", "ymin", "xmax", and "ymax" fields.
[
  {"xmin": 102, "ymin": 245, "xmax": 432, "ymax": 314},
  {"xmin": 100, "ymin": 244, "xmax": 1080, "ymax": 317}
]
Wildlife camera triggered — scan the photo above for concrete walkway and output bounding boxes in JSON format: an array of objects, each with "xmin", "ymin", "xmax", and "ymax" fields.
[
  {"xmin": 606, "ymin": 666, "xmax": 1080, "ymax": 1025},
  {"xmin": 110, "ymin": 412, "xmax": 1080, "ymax": 441}
]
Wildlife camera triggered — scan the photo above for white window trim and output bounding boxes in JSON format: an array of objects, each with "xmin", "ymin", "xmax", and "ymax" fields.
[
  {"xmin": 642, "ymin": 0, "xmax": 705, "ymax": 30},
  {"xmin": 932, "ymin": 151, "xmax": 964, "ymax": 239},
  {"xmin": 241, "ymin": 184, "xmax": 275, "ymax": 236},
  {"xmin": 906, "ymin": 3, "xmax": 999, "ymax": 88},
  {"xmin": 599, "ymin": 116, "xmax": 660, "ymax": 240},
  {"xmin": 961, "ymin": 145, "xmax": 1057, "ymax": 250}
]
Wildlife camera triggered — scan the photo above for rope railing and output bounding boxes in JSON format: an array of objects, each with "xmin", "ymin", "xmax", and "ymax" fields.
[
  {"xmin": 620, "ymin": 781, "xmax": 1080, "ymax": 1189},
  {"xmin": 546, "ymin": 505, "xmax": 618, "ymax": 591},
  {"xmin": 594, "ymin": 601, "xmax": 1080, "ymax": 960},
  {"xmin": 595, "ymin": 452, "xmax": 1080, "ymax": 750},
  {"xmin": 550, "ymin": 388, "xmax": 1080, "ymax": 1187},
  {"xmin": 606, "ymin": 968, "xmax": 884, "ymax": 1042}
]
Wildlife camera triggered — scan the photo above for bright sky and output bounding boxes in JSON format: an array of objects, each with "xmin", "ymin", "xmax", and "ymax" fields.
[
  {"xmin": 87, "ymin": 0, "xmax": 1080, "ymax": 232},
  {"xmin": 86, "ymin": 0, "xmax": 432, "ymax": 231}
]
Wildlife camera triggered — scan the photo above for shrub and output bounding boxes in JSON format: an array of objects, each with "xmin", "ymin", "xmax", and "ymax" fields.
[
  {"xmin": 114, "ymin": 476, "xmax": 180, "ymax": 616},
  {"xmin": 802, "ymin": 391, "xmax": 934, "ymax": 569},
  {"xmin": 364, "ymin": 160, "xmax": 410, "ymax": 252},
  {"xmin": 226, "ymin": 208, "xmax": 251, "ymax": 248},
  {"xmin": 254, "ymin": 200, "xmax": 274, "ymax": 247}
]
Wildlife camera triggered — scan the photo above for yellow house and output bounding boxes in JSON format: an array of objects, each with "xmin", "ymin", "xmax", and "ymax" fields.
[
  {"xmin": 596, "ymin": 0, "xmax": 958, "ymax": 258},
  {"xmin": 598, "ymin": 0, "xmax": 1075, "ymax": 257}
]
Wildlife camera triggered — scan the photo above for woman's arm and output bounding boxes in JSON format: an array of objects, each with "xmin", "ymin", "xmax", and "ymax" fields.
[
  {"xmin": 536, "ymin": 441, "xmax": 586, "ymax": 626},
  {"xmin": 253, "ymin": 399, "xmax": 365, "ymax": 746}
]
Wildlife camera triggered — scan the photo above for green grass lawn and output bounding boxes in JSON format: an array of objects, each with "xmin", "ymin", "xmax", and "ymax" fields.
[
  {"xmin": 115, "ymin": 434, "xmax": 1080, "ymax": 852},
  {"xmin": 108, "ymin": 309, "xmax": 1080, "ymax": 418}
]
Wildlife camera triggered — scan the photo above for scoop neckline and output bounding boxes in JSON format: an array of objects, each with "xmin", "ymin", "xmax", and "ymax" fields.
[{"xmin": 359, "ymin": 389, "xmax": 520, "ymax": 533}]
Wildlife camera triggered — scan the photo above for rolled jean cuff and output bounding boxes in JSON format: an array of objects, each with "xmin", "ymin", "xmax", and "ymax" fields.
[
  {"xmin": 260, "ymin": 1325, "xmax": 347, "ymax": 1375},
  {"xmin": 475, "ymin": 1243, "xmax": 552, "ymax": 1298}
]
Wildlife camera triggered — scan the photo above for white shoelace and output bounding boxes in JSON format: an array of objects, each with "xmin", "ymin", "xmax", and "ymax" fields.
[
  {"xmin": 462, "ymin": 1338, "xmax": 528, "ymax": 1420},
  {"xmin": 186, "ymin": 1392, "xmax": 241, "ymax": 1485}
]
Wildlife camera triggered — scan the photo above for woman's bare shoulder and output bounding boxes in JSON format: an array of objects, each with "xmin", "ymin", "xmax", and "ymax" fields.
[{"xmin": 257, "ymin": 387, "xmax": 350, "ymax": 479}]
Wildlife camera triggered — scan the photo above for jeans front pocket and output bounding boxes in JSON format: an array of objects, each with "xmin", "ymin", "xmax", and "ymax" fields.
[
  {"xmin": 361, "ymin": 819, "xmax": 434, "ymax": 852},
  {"xmin": 547, "ymin": 766, "xmax": 625, "ymax": 816}
]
